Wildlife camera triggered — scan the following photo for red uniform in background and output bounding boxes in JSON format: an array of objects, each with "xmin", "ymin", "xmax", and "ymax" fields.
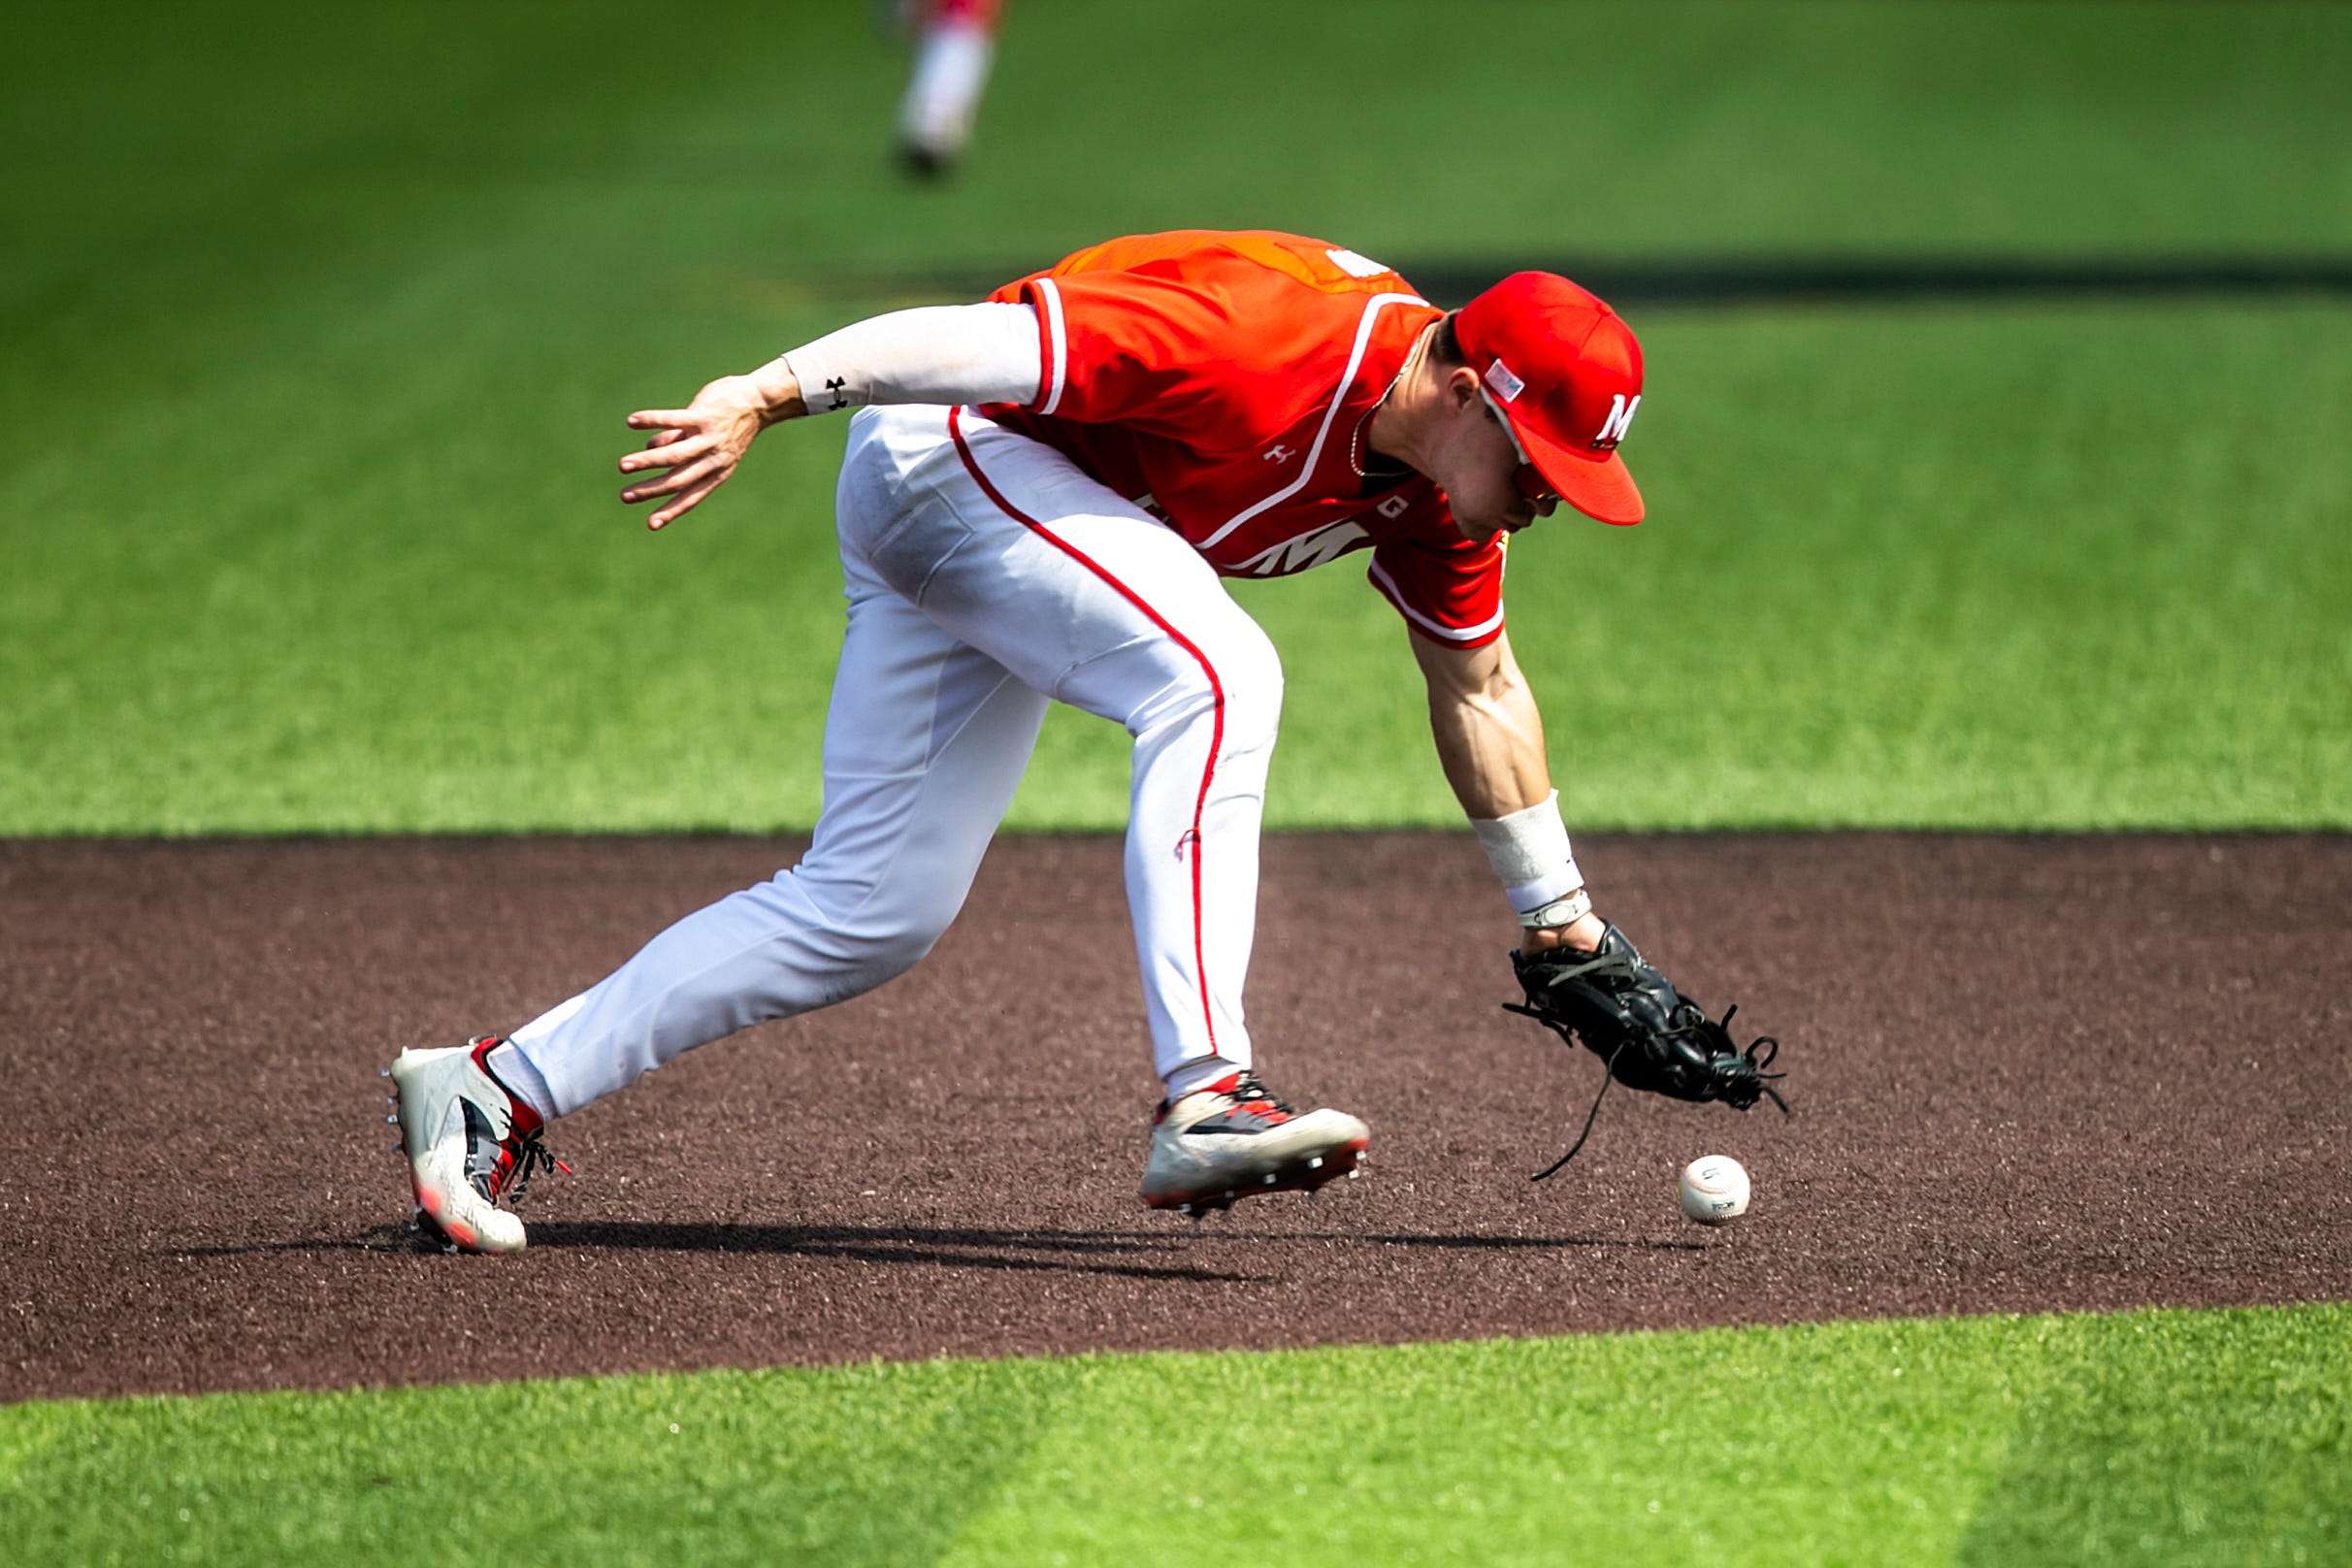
[{"xmin": 898, "ymin": 0, "xmax": 1007, "ymax": 176}]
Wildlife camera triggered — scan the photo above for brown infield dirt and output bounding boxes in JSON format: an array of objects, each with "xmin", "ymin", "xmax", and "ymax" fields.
[{"xmin": 1, "ymin": 832, "xmax": 2345, "ymax": 1404}]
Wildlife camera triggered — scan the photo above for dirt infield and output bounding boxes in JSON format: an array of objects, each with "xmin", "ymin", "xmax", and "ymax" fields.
[{"xmin": 2, "ymin": 833, "xmax": 2344, "ymax": 1402}]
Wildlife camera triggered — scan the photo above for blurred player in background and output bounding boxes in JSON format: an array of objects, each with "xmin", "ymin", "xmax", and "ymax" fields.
[{"xmin": 895, "ymin": 0, "xmax": 1004, "ymax": 177}]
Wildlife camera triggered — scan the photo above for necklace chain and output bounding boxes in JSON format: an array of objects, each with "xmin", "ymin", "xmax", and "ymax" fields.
[{"xmin": 1351, "ymin": 326, "xmax": 1426, "ymax": 478}]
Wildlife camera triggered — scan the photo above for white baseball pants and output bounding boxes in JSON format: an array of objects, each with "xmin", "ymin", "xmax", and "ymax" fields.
[{"xmin": 506, "ymin": 405, "xmax": 1279, "ymax": 1115}]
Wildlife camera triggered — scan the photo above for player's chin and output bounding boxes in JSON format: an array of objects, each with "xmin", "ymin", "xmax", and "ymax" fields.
[{"xmin": 1454, "ymin": 513, "xmax": 1523, "ymax": 544}]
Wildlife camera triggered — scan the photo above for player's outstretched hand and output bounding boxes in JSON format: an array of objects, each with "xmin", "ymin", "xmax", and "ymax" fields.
[{"xmin": 620, "ymin": 368, "xmax": 801, "ymax": 530}]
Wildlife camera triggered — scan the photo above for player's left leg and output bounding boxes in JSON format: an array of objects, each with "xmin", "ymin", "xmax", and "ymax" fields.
[
  {"xmin": 495, "ymin": 577, "xmax": 1048, "ymax": 1118},
  {"xmin": 390, "ymin": 496, "xmax": 1052, "ymax": 1249},
  {"xmin": 922, "ymin": 408, "xmax": 1368, "ymax": 1210}
]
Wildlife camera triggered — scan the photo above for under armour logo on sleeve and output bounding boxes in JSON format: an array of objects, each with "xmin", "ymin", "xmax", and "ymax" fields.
[
  {"xmin": 1262, "ymin": 444, "xmax": 1297, "ymax": 464},
  {"xmin": 824, "ymin": 376, "xmax": 848, "ymax": 411}
]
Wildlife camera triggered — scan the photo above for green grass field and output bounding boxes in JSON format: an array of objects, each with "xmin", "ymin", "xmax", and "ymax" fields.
[
  {"xmin": 5, "ymin": 0, "xmax": 2348, "ymax": 832},
  {"xmin": 6, "ymin": 2, "xmax": 2348, "ymax": 1562},
  {"xmin": 6, "ymin": 1305, "xmax": 2347, "ymax": 1567}
]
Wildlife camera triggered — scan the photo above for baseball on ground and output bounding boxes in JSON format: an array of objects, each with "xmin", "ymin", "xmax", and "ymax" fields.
[{"xmin": 1678, "ymin": 1156, "xmax": 1750, "ymax": 1225}]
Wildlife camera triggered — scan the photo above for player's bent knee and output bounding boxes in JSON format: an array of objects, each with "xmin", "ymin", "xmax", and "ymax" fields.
[
  {"xmin": 1211, "ymin": 623, "xmax": 1284, "ymax": 751},
  {"xmin": 1184, "ymin": 615, "xmax": 1282, "ymax": 718},
  {"xmin": 766, "ymin": 866, "xmax": 965, "ymax": 991},
  {"xmin": 800, "ymin": 918, "xmax": 949, "ymax": 1002}
]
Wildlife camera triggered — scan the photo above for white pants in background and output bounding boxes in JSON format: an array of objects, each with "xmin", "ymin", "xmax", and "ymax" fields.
[{"xmin": 508, "ymin": 405, "xmax": 1281, "ymax": 1115}]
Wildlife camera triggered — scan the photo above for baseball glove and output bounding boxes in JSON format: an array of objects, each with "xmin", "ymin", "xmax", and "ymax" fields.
[{"xmin": 1506, "ymin": 920, "xmax": 1786, "ymax": 1179}]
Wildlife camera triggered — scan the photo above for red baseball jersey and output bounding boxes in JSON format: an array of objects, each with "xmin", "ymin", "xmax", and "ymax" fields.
[{"xmin": 979, "ymin": 230, "xmax": 1506, "ymax": 648}]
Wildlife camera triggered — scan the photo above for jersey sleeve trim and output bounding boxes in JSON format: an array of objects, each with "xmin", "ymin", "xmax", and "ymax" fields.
[
  {"xmin": 1198, "ymin": 290, "xmax": 1430, "ymax": 549},
  {"xmin": 1032, "ymin": 276, "xmax": 1069, "ymax": 415},
  {"xmin": 1367, "ymin": 555, "xmax": 1507, "ymax": 645}
]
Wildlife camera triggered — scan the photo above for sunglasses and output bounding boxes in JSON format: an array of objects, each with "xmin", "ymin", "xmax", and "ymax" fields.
[{"xmin": 1480, "ymin": 387, "xmax": 1560, "ymax": 506}]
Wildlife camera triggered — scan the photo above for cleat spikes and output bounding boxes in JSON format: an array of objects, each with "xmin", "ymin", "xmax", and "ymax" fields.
[
  {"xmin": 384, "ymin": 1114, "xmax": 398, "ymax": 1124},
  {"xmin": 1141, "ymin": 1075, "xmax": 1368, "ymax": 1215}
]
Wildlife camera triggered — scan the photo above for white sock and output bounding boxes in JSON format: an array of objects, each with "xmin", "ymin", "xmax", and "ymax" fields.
[
  {"xmin": 484, "ymin": 1039, "xmax": 559, "ymax": 1123},
  {"xmin": 1163, "ymin": 1056, "xmax": 1245, "ymax": 1103}
]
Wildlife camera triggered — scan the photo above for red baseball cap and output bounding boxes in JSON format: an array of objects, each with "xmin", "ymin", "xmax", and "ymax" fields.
[{"xmin": 1453, "ymin": 273, "xmax": 1645, "ymax": 525}]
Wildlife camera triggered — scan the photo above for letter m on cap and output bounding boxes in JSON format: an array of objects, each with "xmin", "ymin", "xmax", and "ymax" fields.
[{"xmin": 1589, "ymin": 393, "xmax": 1640, "ymax": 450}]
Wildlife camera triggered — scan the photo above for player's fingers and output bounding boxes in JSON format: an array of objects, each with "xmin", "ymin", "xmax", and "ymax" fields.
[
  {"xmin": 626, "ymin": 408, "xmax": 697, "ymax": 430},
  {"xmin": 619, "ymin": 435, "xmax": 705, "ymax": 475},
  {"xmin": 623, "ymin": 452, "xmax": 729, "ymax": 505},
  {"xmin": 643, "ymin": 429, "xmax": 683, "ymax": 451},
  {"xmin": 621, "ymin": 472, "xmax": 686, "ymax": 504},
  {"xmin": 647, "ymin": 470, "xmax": 731, "ymax": 531}
]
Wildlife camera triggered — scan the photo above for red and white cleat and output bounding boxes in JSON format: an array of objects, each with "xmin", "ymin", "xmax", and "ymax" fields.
[
  {"xmin": 388, "ymin": 1036, "xmax": 566, "ymax": 1254},
  {"xmin": 1141, "ymin": 1072, "xmax": 1368, "ymax": 1219}
]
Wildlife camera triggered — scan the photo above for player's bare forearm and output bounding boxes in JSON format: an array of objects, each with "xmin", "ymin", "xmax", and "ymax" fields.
[
  {"xmin": 618, "ymin": 358, "xmax": 809, "ymax": 531},
  {"xmin": 1412, "ymin": 630, "xmax": 1605, "ymax": 953},
  {"xmin": 1412, "ymin": 630, "xmax": 1552, "ymax": 817}
]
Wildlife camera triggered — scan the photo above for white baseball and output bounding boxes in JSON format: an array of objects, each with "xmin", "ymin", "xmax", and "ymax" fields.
[{"xmin": 1678, "ymin": 1156, "xmax": 1750, "ymax": 1225}]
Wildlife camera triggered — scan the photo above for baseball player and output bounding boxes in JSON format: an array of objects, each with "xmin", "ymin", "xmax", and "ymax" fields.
[
  {"xmin": 391, "ymin": 229, "xmax": 1671, "ymax": 1254},
  {"xmin": 894, "ymin": 0, "xmax": 1005, "ymax": 177}
]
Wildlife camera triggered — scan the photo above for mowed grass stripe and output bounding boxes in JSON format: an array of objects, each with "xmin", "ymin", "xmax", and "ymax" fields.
[
  {"xmin": 5, "ymin": 299, "xmax": 2343, "ymax": 832},
  {"xmin": 4, "ymin": 1303, "xmax": 2345, "ymax": 1566}
]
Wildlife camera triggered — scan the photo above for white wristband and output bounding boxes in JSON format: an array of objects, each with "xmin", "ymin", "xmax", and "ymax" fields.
[{"xmin": 1471, "ymin": 790, "xmax": 1584, "ymax": 917}]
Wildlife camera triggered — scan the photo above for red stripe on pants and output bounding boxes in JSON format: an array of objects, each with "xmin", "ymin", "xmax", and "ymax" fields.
[{"xmin": 946, "ymin": 406, "xmax": 1226, "ymax": 1057}]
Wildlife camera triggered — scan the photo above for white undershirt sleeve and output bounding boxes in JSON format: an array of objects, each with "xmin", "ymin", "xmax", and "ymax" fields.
[{"xmin": 781, "ymin": 302, "xmax": 1043, "ymax": 414}]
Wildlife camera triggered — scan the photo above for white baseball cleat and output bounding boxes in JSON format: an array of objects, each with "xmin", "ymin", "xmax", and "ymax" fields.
[
  {"xmin": 388, "ymin": 1037, "xmax": 566, "ymax": 1255},
  {"xmin": 1141, "ymin": 1071, "xmax": 1368, "ymax": 1218}
]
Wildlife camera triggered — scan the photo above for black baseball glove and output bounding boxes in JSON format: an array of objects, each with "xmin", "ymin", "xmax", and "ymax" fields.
[{"xmin": 1506, "ymin": 920, "xmax": 1786, "ymax": 1179}]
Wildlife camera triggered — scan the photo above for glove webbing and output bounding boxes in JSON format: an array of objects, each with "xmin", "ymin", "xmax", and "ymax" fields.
[{"xmin": 1507, "ymin": 942, "xmax": 1787, "ymax": 1180}]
